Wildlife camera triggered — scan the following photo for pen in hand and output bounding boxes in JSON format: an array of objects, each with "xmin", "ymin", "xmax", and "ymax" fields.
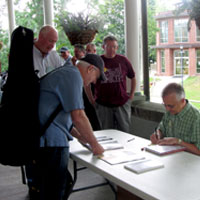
[{"xmin": 154, "ymin": 128, "xmax": 160, "ymax": 140}]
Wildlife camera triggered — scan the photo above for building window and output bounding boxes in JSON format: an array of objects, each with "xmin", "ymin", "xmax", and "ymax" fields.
[
  {"xmin": 161, "ymin": 50, "xmax": 165, "ymax": 73},
  {"xmin": 160, "ymin": 21, "xmax": 168, "ymax": 43},
  {"xmin": 174, "ymin": 19, "xmax": 188, "ymax": 42},
  {"xmin": 196, "ymin": 27, "xmax": 200, "ymax": 41},
  {"xmin": 174, "ymin": 49, "xmax": 189, "ymax": 75},
  {"xmin": 196, "ymin": 50, "xmax": 200, "ymax": 73}
]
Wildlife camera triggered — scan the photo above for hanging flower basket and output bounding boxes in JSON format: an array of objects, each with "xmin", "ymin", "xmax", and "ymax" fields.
[
  {"xmin": 59, "ymin": 12, "xmax": 104, "ymax": 45},
  {"xmin": 65, "ymin": 30, "xmax": 97, "ymax": 45}
]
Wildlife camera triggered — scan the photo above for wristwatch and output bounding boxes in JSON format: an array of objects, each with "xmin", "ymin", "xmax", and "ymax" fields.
[{"xmin": 178, "ymin": 138, "xmax": 182, "ymax": 145}]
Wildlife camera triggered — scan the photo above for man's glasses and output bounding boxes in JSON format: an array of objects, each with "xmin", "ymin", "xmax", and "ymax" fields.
[{"xmin": 162, "ymin": 103, "xmax": 175, "ymax": 109}]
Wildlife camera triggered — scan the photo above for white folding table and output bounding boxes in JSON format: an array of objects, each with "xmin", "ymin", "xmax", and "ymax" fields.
[{"xmin": 70, "ymin": 129, "xmax": 200, "ymax": 200}]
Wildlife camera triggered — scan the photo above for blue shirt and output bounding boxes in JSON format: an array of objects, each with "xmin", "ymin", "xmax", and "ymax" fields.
[{"xmin": 39, "ymin": 63, "xmax": 84, "ymax": 147}]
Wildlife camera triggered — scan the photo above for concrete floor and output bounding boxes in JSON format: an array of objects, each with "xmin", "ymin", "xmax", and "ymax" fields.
[{"xmin": 0, "ymin": 159, "xmax": 115, "ymax": 200}]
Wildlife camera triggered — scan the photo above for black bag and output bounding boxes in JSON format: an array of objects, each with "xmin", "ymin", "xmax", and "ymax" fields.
[
  {"xmin": 0, "ymin": 26, "xmax": 40, "ymax": 166},
  {"xmin": 0, "ymin": 26, "xmax": 63, "ymax": 166}
]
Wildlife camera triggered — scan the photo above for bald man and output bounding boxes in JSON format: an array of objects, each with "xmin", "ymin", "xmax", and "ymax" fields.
[{"xmin": 33, "ymin": 25, "xmax": 64, "ymax": 77}]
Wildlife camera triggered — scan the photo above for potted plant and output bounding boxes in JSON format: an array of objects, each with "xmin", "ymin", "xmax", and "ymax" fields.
[
  {"xmin": 59, "ymin": 12, "xmax": 104, "ymax": 45},
  {"xmin": 175, "ymin": 0, "xmax": 200, "ymax": 30}
]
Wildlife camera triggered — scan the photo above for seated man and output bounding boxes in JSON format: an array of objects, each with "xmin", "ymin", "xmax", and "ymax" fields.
[{"xmin": 150, "ymin": 82, "xmax": 200, "ymax": 155}]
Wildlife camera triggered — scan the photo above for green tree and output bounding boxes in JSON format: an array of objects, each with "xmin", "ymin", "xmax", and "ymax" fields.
[
  {"xmin": 15, "ymin": 0, "xmax": 44, "ymax": 34},
  {"xmin": 147, "ymin": 0, "xmax": 158, "ymax": 62},
  {"xmin": 0, "ymin": 0, "xmax": 158, "ymax": 71},
  {"xmin": 0, "ymin": 29, "xmax": 9, "ymax": 72},
  {"xmin": 93, "ymin": 0, "xmax": 125, "ymax": 55}
]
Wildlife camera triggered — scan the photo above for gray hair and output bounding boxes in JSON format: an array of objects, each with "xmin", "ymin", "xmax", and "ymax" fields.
[{"xmin": 162, "ymin": 83, "xmax": 185, "ymax": 101}]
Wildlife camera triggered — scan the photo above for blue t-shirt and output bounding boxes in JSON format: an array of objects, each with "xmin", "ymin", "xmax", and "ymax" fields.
[{"xmin": 39, "ymin": 63, "xmax": 84, "ymax": 147}]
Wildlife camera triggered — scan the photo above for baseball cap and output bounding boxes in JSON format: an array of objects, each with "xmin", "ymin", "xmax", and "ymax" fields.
[
  {"xmin": 80, "ymin": 54, "xmax": 106, "ymax": 81},
  {"xmin": 60, "ymin": 46, "xmax": 68, "ymax": 53}
]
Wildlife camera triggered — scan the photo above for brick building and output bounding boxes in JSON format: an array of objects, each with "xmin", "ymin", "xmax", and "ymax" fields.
[{"xmin": 153, "ymin": 11, "xmax": 200, "ymax": 76}]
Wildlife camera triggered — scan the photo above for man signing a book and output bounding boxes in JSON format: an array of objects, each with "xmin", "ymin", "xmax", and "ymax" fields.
[{"xmin": 150, "ymin": 83, "xmax": 200, "ymax": 155}]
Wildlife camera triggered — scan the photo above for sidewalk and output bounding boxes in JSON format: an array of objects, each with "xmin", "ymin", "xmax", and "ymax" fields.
[{"xmin": 150, "ymin": 75, "xmax": 187, "ymax": 103}]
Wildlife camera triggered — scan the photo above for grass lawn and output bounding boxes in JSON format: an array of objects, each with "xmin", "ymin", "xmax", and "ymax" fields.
[{"xmin": 184, "ymin": 76, "xmax": 200, "ymax": 109}]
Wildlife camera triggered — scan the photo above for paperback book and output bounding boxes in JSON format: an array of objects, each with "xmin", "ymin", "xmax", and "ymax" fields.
[
  {"xmin": 124, "ymin": 159, "xmax": 164, "ymax": 174},
  {"xmin": 144, "ymin": 144, "xmax": 186, "ymax": 156}
]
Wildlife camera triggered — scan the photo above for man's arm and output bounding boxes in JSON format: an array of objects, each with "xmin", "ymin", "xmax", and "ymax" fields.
[
  {"xmin": 158, "ymin": 137, "xmax": 200, "ymax": 155},
  {"xmin": 157, "ymin": 116, "xmax": 200, "ymax": 155},
  {"xmin": 84, "ymin": 85, "xmax": 95, "ymax": 105},
  {"xmin": 129, "ymin": 77, "xmax": 136, "ymax": 100},
  {"xmin": 70, "ymin": 126, "xmax": 87, "ymax": 144},
  {"xmin": 71, "ymin": 109, "xmax": 104, "ymax": 155}
]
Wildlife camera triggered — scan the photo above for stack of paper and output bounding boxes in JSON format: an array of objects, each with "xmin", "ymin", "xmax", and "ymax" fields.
[
  {"xmin": 144, "ymin": 145, "xmax": 186, "ymax": 156},
  {"xmin": 124, "ymin": 159, "xmax": 164, "ymax": 174}
]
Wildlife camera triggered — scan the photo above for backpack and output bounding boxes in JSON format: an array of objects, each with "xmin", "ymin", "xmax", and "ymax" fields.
[{"xmin": 0, "ymin": 26, "xmax": 63, "ymax": 167}]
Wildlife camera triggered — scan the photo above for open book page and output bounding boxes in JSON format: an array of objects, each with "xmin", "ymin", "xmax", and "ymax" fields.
[
  {"xmin": 99, "ymin": 150, "xmax": 145, "ymax": 165},
  {"xmin": 124, "ymin": 159, "xmax": 164, "ymax": 174},
  {"xmin": 81, "ymin": 141, "xmax": 124, "ymax": 151},
  {"xmin": 80, "ymin": 135, "xmax": 124, "ymax": 151},
  {"xmin": 145, "ymin": 145, "xmax": 186, "ymax": 156}
]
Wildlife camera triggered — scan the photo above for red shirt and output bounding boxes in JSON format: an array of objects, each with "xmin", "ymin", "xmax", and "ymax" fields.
[{"xmin": 95, "ymin": 54, "xmax": 135, "ymax": 107}]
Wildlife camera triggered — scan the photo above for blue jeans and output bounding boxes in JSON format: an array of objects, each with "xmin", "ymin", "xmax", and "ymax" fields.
[{"xmin": 26, "ymin": 147, "xmax": 70, "ymax": 200}]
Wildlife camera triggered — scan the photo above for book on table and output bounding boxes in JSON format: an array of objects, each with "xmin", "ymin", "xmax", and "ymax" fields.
[
  {"xmin": 99, "ymin": 149, "xmax": 145, "ymax": 165},
  {"xmin": 144, "ymin": 144, "xmax": 186, "ymax": 156},
  {"xmin": 124, "ymin": 158, "xmax": 164, "ymax": 174}
]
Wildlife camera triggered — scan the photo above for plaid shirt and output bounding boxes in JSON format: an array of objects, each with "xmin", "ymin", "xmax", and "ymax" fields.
[{"xmin": 159, "ymin": 101, "xmax": 200, "ymax": 149}]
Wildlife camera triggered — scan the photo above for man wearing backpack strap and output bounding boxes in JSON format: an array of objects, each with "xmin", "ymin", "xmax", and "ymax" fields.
[{"xmin": 34, "ymin": 54, "xmax": 105, "ymax": 200}]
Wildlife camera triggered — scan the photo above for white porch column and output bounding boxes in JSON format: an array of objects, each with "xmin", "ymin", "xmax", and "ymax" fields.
[
  {"xmin": 7, "ymin": 0, "xmax": 16, "ymax": 37},
  {"xmin": 124, "ymin": 0, "xmax": 141, "ymax": 96},
  {"xmin": 43, "ymin": 0, "xmax": 54, "ymax": 26}
]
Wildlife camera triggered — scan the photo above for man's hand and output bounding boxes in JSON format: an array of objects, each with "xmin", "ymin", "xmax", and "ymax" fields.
[
  {"xmin": 90, "ymin": 143, "xmax": 104, "ymax": 155},
  {"xmin": 150, "ymin": 133, "xmax": 159, "ymax": 144},
  {"xmin": 150, "ymin": 129, "xmax": 161, "ymax": 144},
  {"xmin": 158, "ymin": 137, "xmax": 179, "ymax": 145}
]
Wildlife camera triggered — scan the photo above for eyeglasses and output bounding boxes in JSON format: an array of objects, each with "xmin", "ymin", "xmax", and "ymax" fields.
[{"xmin": 162, "ymin": 103, "xmax": 175, "ymax": 109}]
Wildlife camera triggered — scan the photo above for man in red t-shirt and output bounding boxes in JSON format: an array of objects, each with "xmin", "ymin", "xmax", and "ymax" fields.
[{"xmin": 85, "ymin": 35, "xmax": 136, "ymax": 133}]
